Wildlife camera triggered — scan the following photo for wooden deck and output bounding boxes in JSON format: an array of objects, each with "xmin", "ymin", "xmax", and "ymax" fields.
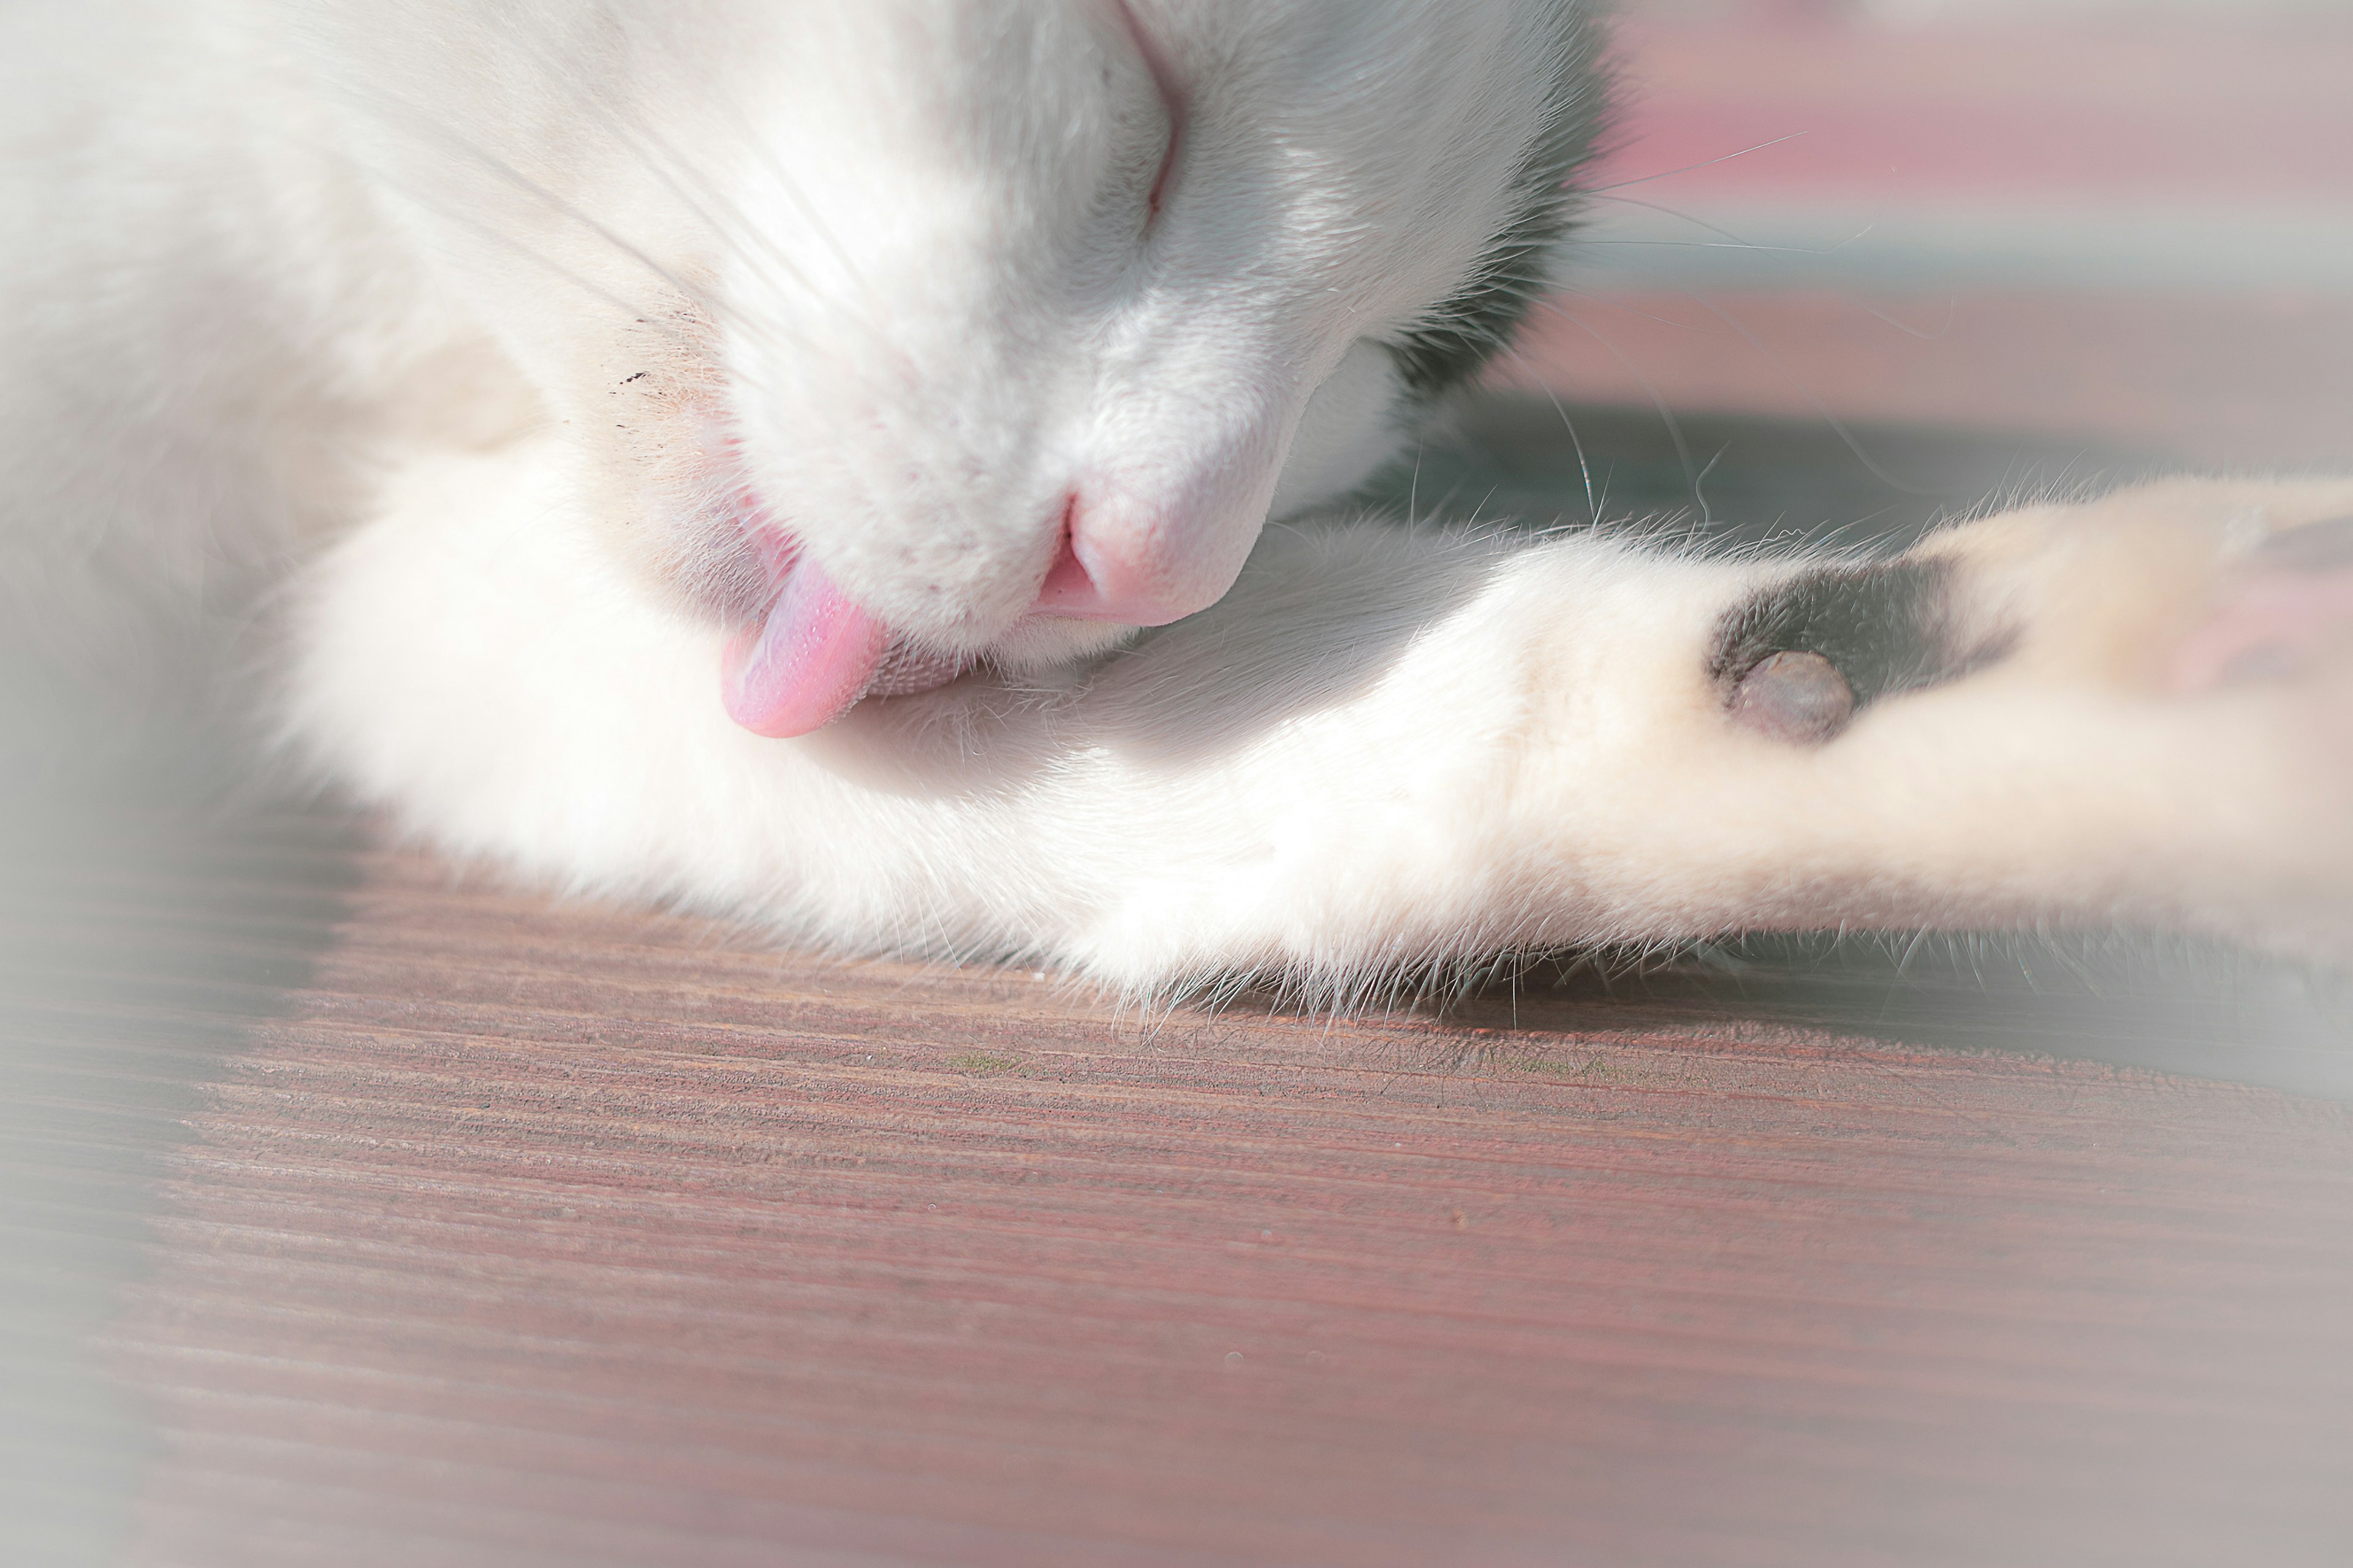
[{"xmin": 7, "ymin": 795, "xmax": 2353, "ymax": 1567}]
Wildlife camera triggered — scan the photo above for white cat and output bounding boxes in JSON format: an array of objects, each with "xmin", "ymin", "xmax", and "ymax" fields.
[{"xmin": 5, "ymin": 0, "xmax": 2350, "ymax": 998}]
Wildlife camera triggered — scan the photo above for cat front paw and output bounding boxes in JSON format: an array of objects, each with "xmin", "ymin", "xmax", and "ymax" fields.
[
  {"xmin": 1958, "ymin": 478, "xmax": 2353, "ymax": 953},
  {"xmin": 1925, "ymin": 476, "xmax": 2353, "ymax": 701},
  {"xmin": 1687, "ymin": 477, "xmax": 2353, "ymax": 959}
]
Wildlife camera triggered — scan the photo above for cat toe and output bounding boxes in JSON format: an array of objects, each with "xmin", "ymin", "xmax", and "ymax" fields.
[
  {"xmin": 2170, "ymin": 513, "xmax": 2353, "ymax": 694},
  {"xmin": 2246, "ymin": 512, "xmax": 2353, "ymax": 571}
]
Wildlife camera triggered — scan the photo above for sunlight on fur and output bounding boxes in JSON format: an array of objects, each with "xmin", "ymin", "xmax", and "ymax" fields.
[{"xmin": 4, "ymin": 0, "xmax": 2348, "ymax": 1004}]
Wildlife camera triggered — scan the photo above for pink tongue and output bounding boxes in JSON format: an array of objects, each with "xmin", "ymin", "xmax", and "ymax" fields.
[{"xmin": 721, "ymin": 555, "xmax": 893, "ymax": 738}]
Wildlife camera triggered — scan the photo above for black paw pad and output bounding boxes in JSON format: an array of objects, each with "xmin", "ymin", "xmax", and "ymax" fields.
[
  {"xmin": 1727, "ymin": 651, "xmax": 1856, "ymax": 743},
  {"xmin": 1708, "ymin": 558, "xmax": 2008, "ymax": 745}
]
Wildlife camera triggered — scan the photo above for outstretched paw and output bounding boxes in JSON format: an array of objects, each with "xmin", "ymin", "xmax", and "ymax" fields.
[
  {"xmin": 1686, "ymin": 477, "xmax": 2353, "ymax": 956},
  {"xmin": 1711, "ymin": 479, "xmax": 2353, "ymax": 735}
]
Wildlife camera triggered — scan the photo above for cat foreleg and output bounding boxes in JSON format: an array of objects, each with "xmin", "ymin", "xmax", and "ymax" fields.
[
  {"xmin": 292, "ymin": 444, "xmax": 2353, "ymax": 994},
  {"xmin": 1010, "ymin": 480, "xmax": 2353, "ymax": 987}
]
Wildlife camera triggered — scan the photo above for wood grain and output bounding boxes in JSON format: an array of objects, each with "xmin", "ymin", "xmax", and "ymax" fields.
[{"xmin": 7, "ymin": 809, "xmax": 2342, "ymax": 1567}]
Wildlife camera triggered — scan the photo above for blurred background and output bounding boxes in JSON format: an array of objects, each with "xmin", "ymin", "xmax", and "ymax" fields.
[{"xmin": 1499, "ymin": 0, "xmax": 2352, "ymax": 469}]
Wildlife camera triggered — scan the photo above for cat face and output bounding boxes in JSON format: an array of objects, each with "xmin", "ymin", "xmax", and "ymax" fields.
[{"xmin": 320, "ymin": 0, "xmax": 1601, "ymax": 730}]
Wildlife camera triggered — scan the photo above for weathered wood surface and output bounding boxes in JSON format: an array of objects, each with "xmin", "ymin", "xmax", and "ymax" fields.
[{"xmin": 8, "ymin": 806, "xmax": 2349, "ymax": 1567}]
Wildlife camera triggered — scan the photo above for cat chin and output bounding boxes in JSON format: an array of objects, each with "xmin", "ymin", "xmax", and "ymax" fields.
[
  {"xmin": 662, "ymin": 345, "xmax": 1410, "ymax": 700},
  {"xmin": 976, "ymin": 616, "xmax": 1142, "ymax": 678},
  {"xmin": 615, "ymin": 436, "xmax": 1145, "ymax": 732}
]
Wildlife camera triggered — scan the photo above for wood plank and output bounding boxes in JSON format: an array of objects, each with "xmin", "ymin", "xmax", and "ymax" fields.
[{"xmin": 4, "ymin": 816, "xmax": 2335, "ymax": 1567}]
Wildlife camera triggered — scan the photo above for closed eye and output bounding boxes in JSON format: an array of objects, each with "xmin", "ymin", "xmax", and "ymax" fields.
[
  {"xmin": 1146, "ymin": 113, "xmax": 1179, "ymax": 221},
  {"xmin": 1115, "ymin": 0, "xmax": 1184, "ymax": 224}
]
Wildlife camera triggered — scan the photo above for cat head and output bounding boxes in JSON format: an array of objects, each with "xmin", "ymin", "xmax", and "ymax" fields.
[{"xmin": 323, "ymin": 0, "xmax": 1605, "ymax": 732}]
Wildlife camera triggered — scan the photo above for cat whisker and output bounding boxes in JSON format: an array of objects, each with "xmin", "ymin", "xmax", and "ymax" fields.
[
  {"xmin": 1680, "ymin": 294, "xmax": 1937, "ymax": 497},
  {"xmin": 1499, "ymin": 343, "xmax": 1600, "ymax": 527},
  {"xmin": 1578, "ymin": 132, "xmax": 1809, "ymax": 195},
  {"xmin": 1590, "ymin": 191, "xmax": 1877, "ymax": 261},
  {"xmin": 1525, "ymin": 297, "xmax": 1708, "ymax": 523}
]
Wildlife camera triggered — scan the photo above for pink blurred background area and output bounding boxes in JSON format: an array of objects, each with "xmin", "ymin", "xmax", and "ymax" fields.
[{"xmin": 1502, "ymin": 0, "xmax": 2353, "ymax": 467}]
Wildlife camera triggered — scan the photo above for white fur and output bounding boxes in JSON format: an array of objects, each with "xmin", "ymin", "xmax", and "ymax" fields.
[
  {"xmin": 7, "ymin": 0, "xmax": 2350, "ymax": 996},
  {"xmin": 289, "ymin": 440, "xmax": 2353, "ymax": 992},
  {"xmin": 4, "ymin": 0, "xmax": 1588, "ymax": 651}
]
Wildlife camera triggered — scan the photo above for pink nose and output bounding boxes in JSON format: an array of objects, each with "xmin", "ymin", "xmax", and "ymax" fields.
[{"xmin": 1027, "ymin": 495, "xmax": 1218, "ymax": 626}]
